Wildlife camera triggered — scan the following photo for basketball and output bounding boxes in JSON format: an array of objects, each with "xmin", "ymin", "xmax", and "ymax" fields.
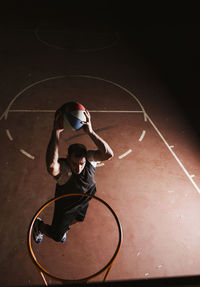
[{"xmin": 56, "ymin": 101, "xmax": 86, "ymax": 131}]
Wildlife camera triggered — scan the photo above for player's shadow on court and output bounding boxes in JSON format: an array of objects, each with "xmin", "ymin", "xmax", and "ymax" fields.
[{"xmin": 65, "ymin": 125, "xmax": 116, "ymax": 142}]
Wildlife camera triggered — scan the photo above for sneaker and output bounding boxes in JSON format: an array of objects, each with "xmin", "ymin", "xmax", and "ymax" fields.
[
  {"xmin": 33, "ymin": 218, "xmax": 43, "ymax": 244},
  {"xmin": 60, "ymin": 227, "xmax": 70, "ymax": 243},
  {"xmin": 60, "ymin": 232, "xmax": 67, "ymax": 243}
]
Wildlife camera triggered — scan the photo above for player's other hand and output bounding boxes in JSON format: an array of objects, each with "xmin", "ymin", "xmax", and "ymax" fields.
[
  {"xmin": 82, "ymin": 110, "xmax": 93, "ymax": 134},
  {"xmin": 54, "ymin": 108, "xmax": 64, "ymax": 133}
]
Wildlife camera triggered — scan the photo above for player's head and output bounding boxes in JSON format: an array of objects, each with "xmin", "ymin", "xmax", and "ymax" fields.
[{"xmin": 67, "ymin": 144, "xmax": 87, "ymax": 174}]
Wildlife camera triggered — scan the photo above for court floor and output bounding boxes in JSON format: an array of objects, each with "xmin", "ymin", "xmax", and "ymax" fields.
[{"xmin": 0, "ymin": 19, "xmax": 200, "ymax": 286}]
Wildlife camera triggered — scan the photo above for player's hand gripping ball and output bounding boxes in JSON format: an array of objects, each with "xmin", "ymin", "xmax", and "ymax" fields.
[{"xmin": 56, "ymin": 102, "xmax": 86, "ymax": 131}]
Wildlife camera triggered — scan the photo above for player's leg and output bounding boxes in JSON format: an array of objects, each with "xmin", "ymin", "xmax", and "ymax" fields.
[
  {"xmin": 33, "ymin": 198, "xmax": 70, "ymax": 243},
  {"xmin": 32, "ymin": 217, "xmax": 44, "ymax": 244}
]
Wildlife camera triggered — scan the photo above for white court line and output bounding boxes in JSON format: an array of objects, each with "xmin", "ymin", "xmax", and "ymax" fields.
[
  {"xmin": 35, "ymin": 29, "xmax": 65, "ymax": 50},
  {"xmin": 72, "ymin": 75, "xmax": 147, "ymax": 121},
  {"xmin": 0, "ymin": 75, "xmax": 147, "ymax": 121},
  {"xmin": 1, "ymin": 75, "xmax": 199, "ymax": 194},
  {"xmin": 9, "ymin": 110, "xmax": 55, "ymax": 113},
  {"xmin": 20, "ymin": 149, "xmax": 35, "ymax": 160},
  {"xmin": 34, "ymin": 29, "xmax": 120, "ymax": 52},
  {"xmin": 146, "ymin": 114, "xmax": 200, "ymax": 194},
  {"xmin": 0, "ymin": 75, "xmax": 67, "ymax": 121},
  {"xmin": 118, "ymin": 149, "xmax": 132, "ymax": 159},
  {"xmin": 6, "ymin": 129, "xmax": 13, "ymax": 141},
  {"xmin": 139, "ymin": 130, "xmax": 146, "ymax": 142},
  {"xmin": 8, "ymin": 109, "xmax": 143, "ymax": 113},
  {"xmin": 91, "ymin": 110, "xmax": 143, "ymax": 113}
]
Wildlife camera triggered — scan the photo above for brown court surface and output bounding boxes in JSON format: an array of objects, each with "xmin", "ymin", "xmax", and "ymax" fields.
[{"xmin": 1, "ymin": 2, "xmax": 200, "ymax": 286}]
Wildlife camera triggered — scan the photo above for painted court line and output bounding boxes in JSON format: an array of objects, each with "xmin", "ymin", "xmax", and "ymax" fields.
[
  {"xmin": 20, "ymin": 149, "xmax": 35, "ymax": 160},
  {"xmin": 8, "ymin": 109, "xmax": 143, "ymax": 113},
  {"xmin": 139, "ymin": 130, "xmax": 146, "ymax": 142},
  {"xmin": 0, "ymin": 75, "xmax": 199, "ymax": 194},
  {"xmin": 6, "ymin": 129, "xmax": 13, "ymax": 141},
  {"xmin": 0, "ymin": 75, "xmax": 147, "ymax": 122},
  {"xmin": 0, "ymin": 75, "xmax": 67, "ymax": 121},
  {"xmin": 5, "ymin": 109, "xmax": 141, "ymax": 161},
  {"xmin": 146, "ymin": 114, "xmax": 200, "ymax": 194},
  {"xmin": 72, "ymin": 75, "xmax": 147, "ymax": 122},
  {"xmin": 91, "ymin": 110, "xmax": 142, "ymax": 113},
  {"xmin": 35, "ymin": 29, "xmax": 65, "ymax": 50},
  {"xmin": 9, "ymin": 110, "xmax": 56, "ymax": 113},
  {"xmin": 118, "ymin": 149, "xmax": 132, "ymax": 159},
  {"xmin": 35, "ymin": 29, "xmax": 120, "ymax": 52}
]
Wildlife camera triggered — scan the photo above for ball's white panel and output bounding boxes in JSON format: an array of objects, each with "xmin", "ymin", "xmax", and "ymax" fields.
[{"xmin": 71, "ymin": 110, "xmax": 86, "ymax": 122}]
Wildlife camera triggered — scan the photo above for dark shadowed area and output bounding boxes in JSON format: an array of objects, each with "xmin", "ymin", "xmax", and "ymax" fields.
[{"xmin": 0, "ymin": 1, "xmax": 200, "ymax": 286}]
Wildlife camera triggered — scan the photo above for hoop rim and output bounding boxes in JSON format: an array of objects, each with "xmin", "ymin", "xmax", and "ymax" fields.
[{"xmin": 27, "ymin": 193, "xmax": 123, "ymax": 283}]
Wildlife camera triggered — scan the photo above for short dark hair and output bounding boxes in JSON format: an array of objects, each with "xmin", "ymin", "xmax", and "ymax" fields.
[{"xmin": 68, "ymin": 143, "xmax": 87, "ymax": 158}]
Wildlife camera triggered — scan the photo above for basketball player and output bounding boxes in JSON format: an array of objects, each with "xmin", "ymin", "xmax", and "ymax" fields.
[{"xmin": 33, "ymin": 109, "xmax": 114, "ymax": 243}]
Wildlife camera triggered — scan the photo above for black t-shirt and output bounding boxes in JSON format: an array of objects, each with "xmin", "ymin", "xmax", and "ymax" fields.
[{"xmin": 54, "ymin": 158, "xmax": 96, "ymax": 212}]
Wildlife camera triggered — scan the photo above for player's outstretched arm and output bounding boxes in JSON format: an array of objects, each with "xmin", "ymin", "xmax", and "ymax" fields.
[
  {"xmin": 82, "ymin": 110, "xmax": 114, "ymax": 161},
  {"xmin": 46, "ymin": 113, "xmax": 64, "ymax": 176}
]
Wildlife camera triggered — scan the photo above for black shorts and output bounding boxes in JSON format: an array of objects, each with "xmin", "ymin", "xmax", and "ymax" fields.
[{"xmin": 47, "ymin": 198, "xmax": 90, "ymax": 241}]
